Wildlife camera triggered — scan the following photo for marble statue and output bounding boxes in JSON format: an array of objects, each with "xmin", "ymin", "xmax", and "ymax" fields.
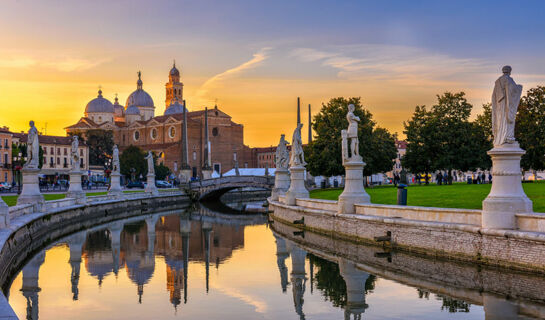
[
  {"xmin": 112, "ymin": 145, "xmax": 120, "ymax": 173},
  {"xmin": 25, "ymin": 121, "xmax": 40, "ymax": 169},
  {"xmin": 290, "ymin": 123, "xmax": 306, "ymax": 167},
  {"xmin": 346, "ymin": 104, "xmax": 360, "ymax": 159},
  {"xmin": 70, "ymin": 136, "xmax": 80, "ymax": 171},
  {"xmin": 492, "ymin": 66, "xmax": 523, "ymax": 147},
  {"xmin": 145, "ymin": 151, "xmax": 154, "ymax": 175},
  {"xmin": 275, "ymin": 134, "xmax": 290, "ymax": 169}
]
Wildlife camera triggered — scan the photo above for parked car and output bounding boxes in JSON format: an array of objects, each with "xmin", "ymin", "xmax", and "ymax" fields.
[
  {"xmin": 126, "ymin": 181, "xmax": 145, "ymax": 189},
  {"xmin": 156, "ymin": 180, "xmax": 172, "ymax": 188},
  {"xmin": 0, "ymin": 182, "xmax": 11, "ymax": 191}
]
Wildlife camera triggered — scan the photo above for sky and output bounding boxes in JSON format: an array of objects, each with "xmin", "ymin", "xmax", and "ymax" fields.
[{"xmin": 1, "ymin": 0, "xmax": 545, "ymax": 147}]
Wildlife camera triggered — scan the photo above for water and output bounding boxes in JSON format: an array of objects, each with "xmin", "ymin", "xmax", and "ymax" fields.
[{"xmin": 4, "ymin": 204, "xmax": 545, "ymax": 319}]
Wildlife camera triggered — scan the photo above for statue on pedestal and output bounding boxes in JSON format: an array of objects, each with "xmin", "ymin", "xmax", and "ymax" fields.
[
  {"xmin": 290, "ymin": 123, "xmax": 306, "ymax": 167},
  {"xmin": 70, "ymin": 136, "xmax": 80, "ymax": 171},
  {"xmin": 25, "ymin": 121, "xmax": 40, "ymax": 169},
  {"xmin": 492, "ymin": 65, "xmax": 523, "ymax": 147},
  {"xmin": 145, "ymin": 151, "xmax": 155, "ymax": 175},
  {"xmin": 112, "ymin": 145, "xmax": 120, "ymax": 174},
  {"xmin": 343, "ymin": 104, "xmax": 361, "ymax": 162},
  {"xmin": 275, "ymin": 134, "xmax": 290, "ymax": 169}
]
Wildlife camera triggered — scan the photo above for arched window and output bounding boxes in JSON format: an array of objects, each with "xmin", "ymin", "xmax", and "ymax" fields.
[
  {"xmin": 169, "ymin": 126, "xmax": 176, "ymax": 138},
  {"xmin": 134, "ymin": 131, "xmax": 140, "ymax": 141}
]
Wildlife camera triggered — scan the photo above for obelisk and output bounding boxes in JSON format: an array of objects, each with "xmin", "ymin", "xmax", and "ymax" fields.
[
  {"xmin": 179, "ymin": 100, "xmax": 192, "ymax": 183},
  {"xmin": 202, "ymin": 107, "xmax": 213, "ymax": 179}
]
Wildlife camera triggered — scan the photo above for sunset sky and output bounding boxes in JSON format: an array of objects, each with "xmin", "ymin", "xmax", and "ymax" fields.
[{"xmin": 1, "ymin": 0, "xmax": 545, "ymax": 147}]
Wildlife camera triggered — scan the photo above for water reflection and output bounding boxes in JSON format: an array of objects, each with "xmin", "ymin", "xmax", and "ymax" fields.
[{"xmin": 8, "ymin": 205, "xmax": 545, "ymax": 319}]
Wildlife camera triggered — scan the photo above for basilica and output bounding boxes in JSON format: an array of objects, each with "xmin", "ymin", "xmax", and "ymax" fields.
[{"xmin": 65, "ymin": 63, "xmax": 253, "ymax": 178}]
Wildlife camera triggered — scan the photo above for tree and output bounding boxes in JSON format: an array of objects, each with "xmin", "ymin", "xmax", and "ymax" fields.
[
  {"xmin": 305, "ymin": 97, "xmax": 396, "ymax": 177},
  {"xmin": 403, "ymin": 92, "xmax": 490, "ymax": 182},
  {"xmin": 155, "ymin": 162, "xmax": 171, "ymax": 180},
  {"xmin": 120, "ymin": 146, "xmax": 146, "ymax": 180},
  {"xmin": 79, "ymin": 130, "xmax": 114, "ymax": 167},
  {"xmin": 516, "ymin": 86, "xmax": 545, "ymax": 174}
]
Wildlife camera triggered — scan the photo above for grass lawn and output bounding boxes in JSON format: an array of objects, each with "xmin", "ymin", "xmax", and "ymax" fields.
[
  {"xmin": 310, "ymin": 182, "xmax": 545, "ymax": 212},
  {"xmin": 1, "ymin": 190, "xmax": 146, "ymax": 207}
]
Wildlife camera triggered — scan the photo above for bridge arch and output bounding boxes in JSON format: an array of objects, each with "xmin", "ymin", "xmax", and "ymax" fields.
[{"xmin": 189, "ymin": 176, "xmax": 274, "ymax": 201}]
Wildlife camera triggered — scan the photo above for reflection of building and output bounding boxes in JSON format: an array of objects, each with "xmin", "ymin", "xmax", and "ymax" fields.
[
  {"xmin": 65, "ymin": 64, "xmax": 253, "ymax": 177},
  {"xmin": 83, "ymin": 229, "xmax": 114, "ymax": 287}
]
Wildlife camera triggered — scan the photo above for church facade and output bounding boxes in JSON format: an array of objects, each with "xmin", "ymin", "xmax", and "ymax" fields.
[{"xmin": 65, "ymin": 63, "xmax": 253, "ymax": 178}]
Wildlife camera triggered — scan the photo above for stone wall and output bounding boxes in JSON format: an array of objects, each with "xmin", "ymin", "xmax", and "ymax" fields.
[
  {"xmin": 269, "ymin": 198, "xmax": 545, "ymax": 273},
  {"xmin": 272, "ymin": 221, "xmax": 545, "ymax": 319}
]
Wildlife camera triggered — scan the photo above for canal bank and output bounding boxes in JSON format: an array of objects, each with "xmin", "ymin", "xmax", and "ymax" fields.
[
  {"xmin": 271, "ymin": 219, "xmax": 545, "ymax": 319},
  {"xmin": 269, "ymin": 196, "xmax": 545, "ymax": 273}
]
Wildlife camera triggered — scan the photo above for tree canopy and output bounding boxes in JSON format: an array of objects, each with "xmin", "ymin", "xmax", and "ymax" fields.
[
  {"xmin": 516, "ymin": 86, "xmax": 545, "ymax": 172},
  {"xmin": 305, "ymin": 97, "xmax": 396, "ymax": 177},
  {"xmin": 402, "ymin": 92, "xmax": 491, "ymax": 175},
  {"xmin": 120, "ymin": 146, "xmax": 147, "ymax": 180},
  {"xmin": 74, "ymin": 130, "xmax": 114, "ymax": 167}
]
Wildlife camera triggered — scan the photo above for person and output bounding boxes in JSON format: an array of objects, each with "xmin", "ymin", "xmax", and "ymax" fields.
[
  {"xmin": 416, "ymin": 173, "xmax": 421, "ymax": 185},
  {"xmin": 437, "ymin": 172, "xmax": 443, "ymax": 185},
  {"xmin": 481, "ymin": 172, "xmax": 486, "ymax": 184},
  {"xmin": 488, "ymin": 172, "xmax": 492, "ymax": 184}
]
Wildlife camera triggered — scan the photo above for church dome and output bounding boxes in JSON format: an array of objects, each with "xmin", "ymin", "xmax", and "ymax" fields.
[
  {"xmin": 170, "ymin": 63, "xmax": 180, "ymax": 77},
  {"xmin": 126, "ymin": 105, "xmax": 141, "ymax": 115},
  {"xmin": 113, "ymin": 95, "xmax": 124, "ymax": 117},
  {"xmin": 164, "ymin": 98, "xmax": 185, "ymax": 115},
  {"xmin": 85, "ymin": 89, "xmax": 114, "ymax": 114},
  {"xmin": 125, "ymin": 71, "xmax": 154, "ymax": 108}
]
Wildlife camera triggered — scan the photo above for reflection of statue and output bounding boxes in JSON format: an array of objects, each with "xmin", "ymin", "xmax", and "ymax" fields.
[
  {"xmin": 346, "ymin": 104, "xmax": 360, "ymax": 159},
  {"xmin": 112, "ymin": 145, "xmax": 120, "ymax": 173},
  {"xmin": 145, "ymin": 151, "xmax": 154, "ymax": 175},
  {"xmin": 25, "ymin": 121, "xmax": 40, "ymax": 169},
  {"xmin": 276, "ymin": 134, "xmax": 290, "ymax": 169},
  {"xmin": 492, "ymin": 66, "xmax": 523, "ymax": 147},
  {"xmin": 290, "ymin": 123, "xmax": 306, "ymax": 167},
  {"xmin": 70, "ymin": 136, "xmax": 80, "ymax": 171}
]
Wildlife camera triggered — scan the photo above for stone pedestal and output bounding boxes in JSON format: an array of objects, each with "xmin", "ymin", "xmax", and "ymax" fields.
[
  {"xmin": 338, "ymin": 159, "xmax": 370, "ymax": 214},
  {"xmin": 482, "ymin": 144, "xmax": 532, "ymax": 229},
  {"xmin": 0, "ymin": 197, "xmax": 8, "ymax": 228},
  {"xmin": 202, "ymin": 168, "xmax": 213, "ymax": 180},
  {"xmin": 271, "ymin": 168, "xmax": 290, "ymax": 201},
  {"xmin": 67, "ymin": 170, "xmax": 86, "ymax": 204},
  {"xmin": 145, "ymin": 173, "xmax": 159, "ymax": 196},
  {"xmin": 179, "ymin": 169, "xmax": 192, "ymax": 184},
  {"xmin": 285, "ymin": 166, "xmax": 309, "ymax": 205},
  {"xmin": 108, "ymin": 172, "xmax": 123, "ymax": 198},
  {"xmin": 17, "ymin": 167, "xmax": 44, "ymax": 210},
  {"xmin": 483, "ymin": 294, "xmax": 519, "ymax": 320}
]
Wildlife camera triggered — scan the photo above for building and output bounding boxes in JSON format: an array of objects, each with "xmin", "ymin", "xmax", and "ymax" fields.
[
  {"xmin": 0, "ymin": 127, "xmax": 12, "ymax": 183},
  {"xmin": 65, "ymin": 63, "xmax": 252, "ymax": 178},
  {"xmin": 12, "ymin": 133, "xmax": 89, "ymax": 181}
]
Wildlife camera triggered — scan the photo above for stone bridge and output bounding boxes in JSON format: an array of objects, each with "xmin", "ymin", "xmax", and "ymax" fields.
[{"xmin": 188, "ymin": 175, "xmax": 274, "ymax": 201}]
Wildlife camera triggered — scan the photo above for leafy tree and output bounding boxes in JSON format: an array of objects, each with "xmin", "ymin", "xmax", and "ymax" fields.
[
  {"xmin": 155, "ymin": 162, "xmax": 171, "ymax": 180},
  {"xmin": 516, "ymin": 86, "xmax": 545, "ymax": 174},
  {"xmin": 305, "ymin": 97, "xmax": 396, "ymax": 177},
  {"xmin": 120, "ymin": 146, "xmax": 146, "ymax": 180},
  {"xmin": 403, "ymin": 92, "xmax": 490, "ymax": 182},
  {"xmin": 475, "ymin": 103, "xmax": 492, "ymax": 141},
  {"xmin": 80, "ymin": 130, "xmax": 114, "ymax": 167}
]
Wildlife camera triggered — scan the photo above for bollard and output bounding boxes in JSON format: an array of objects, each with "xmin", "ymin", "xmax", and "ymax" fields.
[{"xmin": 397, "ymin": 184, "xmax": 407, "ymax": 205}]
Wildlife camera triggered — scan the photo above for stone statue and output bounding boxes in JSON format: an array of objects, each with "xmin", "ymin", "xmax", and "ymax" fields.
[
  {"xmin": 145, "ymin": 151, "xmax": 154, "ymax": 175},
  {"xmin": 346, "ymin": 104, "xmax": 360, "ymax": 159},
  {"xmin": 290, "ymin": 123, "xmax": 306, "ymax": 167},
  {"xmin": 70, "ymin": 136, "xmax": 80, "ymax": 171},
  {"xmin": 25, "ymin": 121, "xmax": 40, "ymax": 169},
  {"xmin": 492, "ymin": 66, "xmax": 523, "ymax": 147},
  {"xmin": 275, "ymin": 134, "xmax": 290, "ymax": 169},
  {"xmin": 112, "ymin": 145, "xmax": 120, "ymax": 173}
]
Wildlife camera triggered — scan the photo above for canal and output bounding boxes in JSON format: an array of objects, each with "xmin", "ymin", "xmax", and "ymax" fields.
[{"xmin": 3, "ymin": 198, "xmax": 545, "ymax": 319}]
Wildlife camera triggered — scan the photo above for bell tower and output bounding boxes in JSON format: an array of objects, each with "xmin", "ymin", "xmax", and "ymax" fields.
[{"xmin": 166, "ymin": 61, "xmax": 183, "ymax": 108}]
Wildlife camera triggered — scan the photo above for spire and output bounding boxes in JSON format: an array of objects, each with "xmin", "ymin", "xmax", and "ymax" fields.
[
  {"xmin": 114, "ymin": 93, "xmax": 119, "ymax": 105},
  {"xmin": 98, "ymin": 86, "xmax": 103, "ymax": 97},
  {"xmin": 297, "ymin": 97, "xmax": 301, "ymax": 125},
  {"xmin": 308, "ymin": 104, "xmax": 312, "ymax": 143},
  {"xmin": 181, "ymin": 100, "xmax": 190, "ymax": 169},
  {"xmin": 137, "ymin": 71, "xmax": 143, "ymax": 90},
  {"xmin": 173, "ymin": 59, "xmax": 176, "ymax": 68},
  {"xmin": 204, "ymin": 107, "xmax": 211, "ymax": 168}
]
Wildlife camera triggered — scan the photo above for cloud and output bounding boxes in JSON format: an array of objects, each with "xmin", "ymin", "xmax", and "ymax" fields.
[
  {"xmin": 197, "ymin": 47, "xmax": 271, "ymax": 100},
  {"xmin": 0, "ymin": 55, "xmax": 109, "ymax": 72},
  {"xmin": 291, "ymin": 44, "xmax": 491, "ymax": 85}
]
